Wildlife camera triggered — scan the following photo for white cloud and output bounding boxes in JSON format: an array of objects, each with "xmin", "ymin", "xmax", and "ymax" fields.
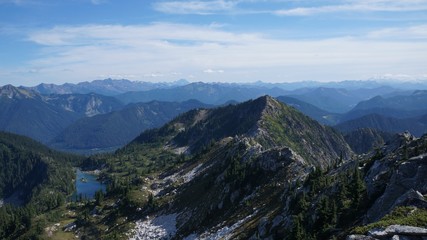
[
  {"xmin": 5, "ymin": 22, "xmax": 425, "ymax": 84},
  {"xmin": 367, "ymin": 24, "xmax": 427, "ymax": 40},
  {"xmin": 143, "ymin": 72, "xmax": 179, "ymax": 78},
  {"xmin": 275, "ymin": 0, "xmax": 427, "ymax": 16},
  {"xmin": 0, "ymin": 0, "xmax": 38, "ymax": 5},
  {"xmin": 153, "ymin": 0, "xmax": 427, "ymax": 16},
  {"xmin": 204, "ymin": 69, "xmax": 225, "ymax": 73},
  {"xmin": 153, "ymin": 0, "xmax": 238, "ymax": 15},
  {"xmin": 369, "ymin": 73, "xmax": 427, "ymax": 81}
]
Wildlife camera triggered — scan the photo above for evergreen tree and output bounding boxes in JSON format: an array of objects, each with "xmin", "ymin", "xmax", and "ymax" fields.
[
  {"xmin": 350, "ymin": 166, "xmax": 366, "ymax": 212},
  {"xmin": 290, "ymin": 214, "xmax": 305, "ymax": 240},
  {"xmin": 95, "ymin": 190, "xmax": 104, "ymax": 205}
]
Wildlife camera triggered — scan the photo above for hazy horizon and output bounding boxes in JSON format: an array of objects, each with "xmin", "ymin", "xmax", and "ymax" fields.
[
  {"xmin": 1, "ymin": 0, "xmax": 426, "ymax": 86},
  {"xmin": 3, "ymin": 77, "xmax": 427, "ymax": 89}
]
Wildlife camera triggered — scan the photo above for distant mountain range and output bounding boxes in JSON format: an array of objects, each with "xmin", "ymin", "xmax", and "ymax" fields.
[
  {"xmin": 0, "ymin": 85, "xmax": 126, "ymax": 143},
  {"xmin": 0, "ymin": 85, "xmax": 80, "ymax": 142},
  {"xmin": 336, "ymin": 113, "xmax": 427, "ymax": 137},
  {"xmin": 287, "ymin": 86, "xmax": 398, "ymax": 113},
  {"xmin": 116, "ymin": 82, "xmax": 288, "ymax": 105},
  {"xmin": 343, "ymin": 90, "xmax": 427, "ymax": 119},
  {"xmin": 2, "ymin": 79, "xmax": 427, "ymax": 153},
  {"xmin": 276, "ymin": 96, "xmax": 339, "ymax": 125},
  {"xmin": 29, "ymin": 78, "xmax": 190, "ymax": 96},
  {"xmin": 335, "ymin": 90, "xmax": 427, "ymax": 136},
  {"xmin": 50, "ymin": 100, "xmax": 211, "ymax": 153}
]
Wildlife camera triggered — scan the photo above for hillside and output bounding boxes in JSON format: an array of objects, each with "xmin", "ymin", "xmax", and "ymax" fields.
[
  {"xmin": 353, "ymin": 90, "xmax": 427, "ymax": 112},
  {"xmin": 336, "ymin": 113, "xmax": 427, "ymax": 137},
  {"xmin": 287, "ymin": 86, "xmax": 396, "ymax": 113},
  {"xmin": 50, "ymin": 100, "xmax": 211, "ymax": 153},
  {"xmin": 0, "ymin": 85, "xmax": 126, "ymax": 143},
  {"xmin": 276, "ymin": 95, "xmax": 339, "ymax": 125},
  {"xmin": 44, "ymin": 92, "xmax": 124, "ymax": 117},
  {"xmin": 0, "ymin": 85, "xmax": 81, "ymax": 142},
  {"xmin": 0, "ymin": 131, "xmax": 81, "ymax": 239},
  {"xmin": 343, "ymin": 128, "xmax": 395, "ymax": 154},
  {"xmin": 340, "ymin": 90, "xmax": 427, "ymax": 122}
]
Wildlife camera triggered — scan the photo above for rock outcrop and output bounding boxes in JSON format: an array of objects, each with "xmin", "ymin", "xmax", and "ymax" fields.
[
  {"xmin": 365, "ymin": 133, "xmax": 427, "ymax": 222},
  {"xmin": 348, "ymin": 225, "xmax": 427, "ymax": 240}
]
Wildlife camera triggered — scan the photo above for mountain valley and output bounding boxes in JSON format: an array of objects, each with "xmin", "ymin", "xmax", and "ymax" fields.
[{"xmin": 1, "ymin": 79, "xmax": 427, "ymax": 239}]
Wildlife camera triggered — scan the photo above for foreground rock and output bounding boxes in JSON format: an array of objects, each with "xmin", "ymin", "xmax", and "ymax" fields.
[{"xmin": 347, "ymin": 225, "xmax": 427, "ymax": 240}]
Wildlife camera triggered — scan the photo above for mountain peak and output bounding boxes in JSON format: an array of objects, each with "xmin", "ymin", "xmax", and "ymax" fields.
[
  {"xmin": 133, "ymin": 95, "xmax": 353, "ymax": 168},
  {"xmin": 0, "ymin": 84, "xmax": 36, "ymax": 99},
  {"xmin": 257, "ymin": 95, "xmax": 282, "ymax": 113}
]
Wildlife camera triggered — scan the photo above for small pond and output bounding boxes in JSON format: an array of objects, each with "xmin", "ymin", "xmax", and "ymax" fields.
[{"xmin": 71, "ymin": 169, "xmax": 106, "ymax": 200}]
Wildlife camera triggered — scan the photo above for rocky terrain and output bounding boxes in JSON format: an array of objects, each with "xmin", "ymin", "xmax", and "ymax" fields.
[
  {"xmin": 121, "ymin": 97, "xmax": 427, "ymax": 239},
  {"xmin": 1, "ymin": 92, "xmax": 427, "ymax": 239}
]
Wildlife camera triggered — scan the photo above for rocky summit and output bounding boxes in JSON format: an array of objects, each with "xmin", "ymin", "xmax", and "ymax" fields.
[{"xmin": 112, "ymin": 96, "xmax": 355, "ymax": 239}]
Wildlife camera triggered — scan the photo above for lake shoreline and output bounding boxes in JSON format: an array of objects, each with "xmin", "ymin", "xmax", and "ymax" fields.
[{"xmin": 71, "ymin": 169, "xmax": 107, "ymax": 201}]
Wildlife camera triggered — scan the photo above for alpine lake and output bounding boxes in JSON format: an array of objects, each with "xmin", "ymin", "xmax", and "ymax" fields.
[{"xmin": 71, "ymin": 169, "xmax": 106, "ymax": 200}]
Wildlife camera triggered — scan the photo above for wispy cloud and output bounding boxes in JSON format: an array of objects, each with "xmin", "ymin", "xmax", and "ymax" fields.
[
  {"xmin": 204, "ymin": 69, "xmax": 224, "ymax": 73},
  {"xmin": 4, "ymin": 22, "xmax": 424, "ymax": 84},
  {"xmin": 153, "ymin": 0, "xmax": 238, "ymax": 15},
  {"xmin": 370, "ymin": 73, "xmax": 427, "ymax": 81},
  {"xmin": 0, "ymin": 0, "xmax": 38, "ymax": 6},
  {"xmin": 275, "ymin": 0, "xmax": 427, "ymax": 16},
  {"xmin": 367, "ymin": 24, "xmax": 427, "ymax": 40},
  {"xmin": 153, "ymin": 0, "xmax": 427, "ymax": 16}
]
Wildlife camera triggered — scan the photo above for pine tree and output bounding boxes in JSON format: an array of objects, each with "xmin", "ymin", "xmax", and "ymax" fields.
[
  {"xmin": 95, "ymin": 190, "xmax": 104, "ymax": 205},
  {"xmin": 290, "ymin": 214, "xmax": 305, "ymax": 240},
  {"xmin": 350, "ymin": 166, "xmax": 366, "ymax": 212}
]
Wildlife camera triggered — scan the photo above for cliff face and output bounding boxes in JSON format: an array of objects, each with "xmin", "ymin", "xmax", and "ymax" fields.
[{"xmin": 364, "ymin": 133, "xmax": 427, "ymax": 223}]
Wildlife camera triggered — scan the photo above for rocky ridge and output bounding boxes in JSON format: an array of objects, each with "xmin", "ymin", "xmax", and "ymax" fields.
[{"xmin": 122, "ymin": 96, "xmax": 355, "ymax": 239}]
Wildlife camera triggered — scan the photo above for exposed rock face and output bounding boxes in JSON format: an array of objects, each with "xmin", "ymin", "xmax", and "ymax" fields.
[
  {"xmin": 347, "ymin": 235, "xmax": 378, "ymax": 240},
  {"xmin": 0, "ymin": 85, "xmax": 38, "ymax": 99},
  {"xmin": 44, "ymin": 93, "xmax": 123, "ymax": 117},
  {"xmin": 348, "ymin": 225, "xmax": 427, "ymax": 240},
  {"xmin": 365, "ymin": 133, "xmax": 427, "ymax": 222}
]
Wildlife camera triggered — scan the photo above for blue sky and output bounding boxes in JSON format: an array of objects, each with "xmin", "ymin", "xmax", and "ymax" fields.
[{"xmin": 0, "ymin": 0, "xmax": 427, "ymax": 86}]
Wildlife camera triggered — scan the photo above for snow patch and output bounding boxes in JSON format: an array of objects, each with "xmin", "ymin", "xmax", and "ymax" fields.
[
  {"xmin": 195, "ymin": 211, "xmax": 258, "ymax": 240},
  {"xmin": 409, "ymin": 153, "xmax": 427, "ymax": 161},
  {"xmin": 173, "ymin": 146, "xmax": 189, "ymax": 155},
  {"xmin": 129, "ymin": 214, "xmax": 177, "ymax": 240},
  {"xmin": 183, "ymin": 163, "xmax": 203, "ymax": 183}
]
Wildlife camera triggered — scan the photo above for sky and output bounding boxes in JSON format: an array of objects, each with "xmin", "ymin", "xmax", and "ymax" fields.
[{"xmin": 0, "ymin": 0, "xmax": 427, "ymax": 86}]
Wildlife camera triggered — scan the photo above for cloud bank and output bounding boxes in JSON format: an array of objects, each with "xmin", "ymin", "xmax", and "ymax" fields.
[{"xmin": 1, "ymin": 22, "xmax": 426, "ymax": 84}]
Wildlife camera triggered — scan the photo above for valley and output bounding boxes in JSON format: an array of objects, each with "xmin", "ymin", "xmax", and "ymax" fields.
[{"xmin": 1, "ymin": 79, "xmax": 427, "ymax": 239}]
